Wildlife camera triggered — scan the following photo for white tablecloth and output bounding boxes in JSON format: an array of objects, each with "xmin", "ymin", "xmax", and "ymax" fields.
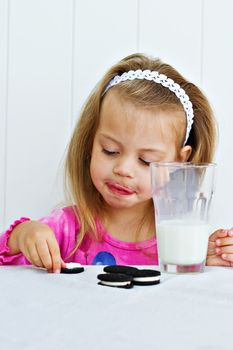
[{"xmin": 0, "ymin": 265, "xmax": 233, "ymax": 350}]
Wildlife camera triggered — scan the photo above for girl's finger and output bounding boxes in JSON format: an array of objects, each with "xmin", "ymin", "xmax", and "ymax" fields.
[
  {"xmin": 227, "ymin": 229, "xmax": 233, "ymax": 236},
  {"xmin": 47, "ymin": 237, "xmax": 62, "ymax": 273},
  {"xmin": 206, "ymin": 255, "xmax": 232, "ymax": 267},
  {"xmin": 26, "ymin": 245, "xmax": 44, "ymax": 267},
  {"xmin": 61, "ymin": 259, "xmax": 67, "ymax": 268},
  {"xmin": 215, "ymin": 237, "xmax": 233, "ymax": 247},
  {"xmin": 36, "ymin": 240, "xmax": 53, "ymax": 271},
  {"xmin": 221, "ymin": 254, "xmax": 233, "ymax": 264},
  {"xmin": 216, "ymin": 245, "xmax": 233, "ymax": 255},
  {"xmin": 209, "ymin": 229, "xmax": 228, "ymax": 242},
  {"xmin": 23, "ymin": 246, "xmax": 34, "ymax": 265},
  {"xmin": 207, "ymin": 240, "xmax": 217, "ymax": 255},
  {"xmin": 216, "ymin": 246, "xmax": 233, "ymax": 255}
]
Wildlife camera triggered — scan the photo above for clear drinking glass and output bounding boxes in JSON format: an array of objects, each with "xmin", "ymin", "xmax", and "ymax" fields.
[{"xmin": 150, "ymin": 162, "xmax": 216, "ymax": 273}]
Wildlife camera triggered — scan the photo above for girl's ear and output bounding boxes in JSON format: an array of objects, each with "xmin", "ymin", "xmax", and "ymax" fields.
[{"xmin": 179, "ymin": 145, "xmax": 192, "ymax": 162}]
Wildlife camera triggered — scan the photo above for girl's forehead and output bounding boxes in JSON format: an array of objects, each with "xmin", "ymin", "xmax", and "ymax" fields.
[
  {"xmin": 100, "ymin": 91, "xmax": 143, "ymax": 125},
  {"xmin": 99, "ymin": 90, "xmax": 185, "ymax": 141}
]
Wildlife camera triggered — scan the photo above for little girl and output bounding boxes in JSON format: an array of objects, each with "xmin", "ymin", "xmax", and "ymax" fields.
[{"xmin": 1, "ymin": 53, "xmax": 233, "ymax": 273}]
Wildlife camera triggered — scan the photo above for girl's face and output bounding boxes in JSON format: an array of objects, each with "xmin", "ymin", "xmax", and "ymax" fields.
[{"xmin": 90, "ymin": 90, "xmax": 191, "ymax": 212}]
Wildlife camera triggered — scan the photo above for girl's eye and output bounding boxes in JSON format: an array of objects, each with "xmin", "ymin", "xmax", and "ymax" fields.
[
  {"xmin": 139, "ymin": 158, "xmax": 151, "ymax": 166},
  {"xmin": 102, "ymin": 149, "xmax": 118, "ymax": 156}
]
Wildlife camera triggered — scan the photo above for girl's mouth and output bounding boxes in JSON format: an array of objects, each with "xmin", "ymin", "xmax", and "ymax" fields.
[{"xmin": 107, "ymin": 182, "xmax": 135, "ymax": 196}]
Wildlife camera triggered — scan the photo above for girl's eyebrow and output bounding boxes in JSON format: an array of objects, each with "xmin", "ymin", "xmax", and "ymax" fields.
[
  {"xmin": 99, "ymin": 133, "xmax": 166, "ymax": 154},
  {"xmin": 99, "ymin": 133, "xmax": 120, "ymax": 143}
]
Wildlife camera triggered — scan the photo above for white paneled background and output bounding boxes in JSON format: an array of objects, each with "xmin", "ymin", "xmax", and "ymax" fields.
[{"xmin": 0, "ymin": 0, "xmax": 232, "ymax": 231}]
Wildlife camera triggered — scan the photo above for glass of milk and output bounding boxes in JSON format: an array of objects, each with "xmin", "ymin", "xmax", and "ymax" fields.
[{"xmin": 150, "ymin": 162, "xmax": 216, "ymax": 273}]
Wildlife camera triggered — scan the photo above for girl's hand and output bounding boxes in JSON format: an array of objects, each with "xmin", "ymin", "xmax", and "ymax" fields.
[
  {"xmin": 206, "ymin": 228, "xmax": 233, "ymax": 267},
  {"xmin": 8, "ymin": 220, "xmax": 66, "ymax": 273}
]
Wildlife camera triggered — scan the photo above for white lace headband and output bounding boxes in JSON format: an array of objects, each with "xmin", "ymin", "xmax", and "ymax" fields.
[{"xmin": 103, "ymin": 69, "xmax": 194, "ymax": 145}]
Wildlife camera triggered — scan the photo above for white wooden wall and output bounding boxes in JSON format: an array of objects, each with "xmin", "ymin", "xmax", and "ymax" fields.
[{"xmin": 0, "ymin": 0, "xmax": 232, "ymax": 231}]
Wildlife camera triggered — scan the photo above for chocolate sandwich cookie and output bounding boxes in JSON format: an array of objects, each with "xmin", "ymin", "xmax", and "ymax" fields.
[
  {"xmin": 103, "ymin": 265, "xmax": 160, "ymax": 285},
  {"xmin": 132, "ymin": 269, "xmax": 161, "ymax": 285},
  {"xmin": 97, "ymin": 273, "xmax": 134, "ymax": 289},
  {"xmin": 60, "ymin": 262, "xmax": 84, "ymax": 274}
]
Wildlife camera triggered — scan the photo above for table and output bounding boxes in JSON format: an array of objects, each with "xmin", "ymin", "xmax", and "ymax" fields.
[{"xmin": 0, "ymin": 265, "xmax": 232, "ymax": 350}]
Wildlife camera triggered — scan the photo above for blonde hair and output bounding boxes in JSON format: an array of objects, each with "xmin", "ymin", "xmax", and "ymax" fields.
[{"xmin": 65, "ymin": 53, "xmax": 217, "ymax": 256}]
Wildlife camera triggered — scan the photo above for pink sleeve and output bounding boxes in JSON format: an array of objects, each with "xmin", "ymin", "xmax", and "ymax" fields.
[
  {"xmin": 0, "ymin": 217, "xmax": 31, "ymax": 265},
  {"xmin": 0, "ymin": 206, "xmax": 80, "ymax": 265}
]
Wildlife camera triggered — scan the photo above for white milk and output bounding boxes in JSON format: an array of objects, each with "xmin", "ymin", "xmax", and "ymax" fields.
[{"xmin": 156, "ymin": 221, "xmax": 211, "ymax": 265}]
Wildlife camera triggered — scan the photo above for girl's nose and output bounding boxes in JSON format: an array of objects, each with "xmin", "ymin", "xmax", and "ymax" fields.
[{"xmin": 113, "ymin": 158, "xmax": 135, "ymax": 178}]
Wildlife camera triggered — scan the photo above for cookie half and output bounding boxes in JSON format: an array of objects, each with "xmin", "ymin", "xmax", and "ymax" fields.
[
  {"xmin": 97, "ymin": 273, "xmax": 133, "ymax": 289},
  {"xmin": 103, "ymin": 265, "xmax": 139, "ymax": 275},
  {"xmin": 60, "ymin": 262, "xmax": 84, "ymax": 274}
]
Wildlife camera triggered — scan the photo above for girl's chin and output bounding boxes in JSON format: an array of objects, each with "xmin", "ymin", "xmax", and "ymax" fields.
[
  {"xmin": 103, "ymin": 196, "xmax": 136, "ymax": 209},
  {"xmin": 105, "ymin": 201, "xmax": 135, "ymax": 209},
  {"xmin": 103, "ymin": 196, "xmax": 150, "ymax": 211}
]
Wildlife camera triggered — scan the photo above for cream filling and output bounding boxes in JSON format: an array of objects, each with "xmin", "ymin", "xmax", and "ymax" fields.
[
  {"xmin": 65, "ymin": 263, "xmax": 82, "ymax": 269},
  {"xmin": 133, "ymin": 275, "xmax": 160, "ymax": 282},
  {"xmin": 100, "ymin": 280, "xmax": 131, "ymax": 286}
]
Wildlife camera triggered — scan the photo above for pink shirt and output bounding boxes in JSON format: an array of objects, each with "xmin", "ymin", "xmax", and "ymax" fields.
[{"xmin": 0, "ymin": 206, "xmax": 158, "ymax": 266}]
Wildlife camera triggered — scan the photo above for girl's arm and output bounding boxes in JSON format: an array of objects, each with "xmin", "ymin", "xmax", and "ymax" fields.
[
  {"xmin": 7, "ymin": 220, "xmax": 65, "ymax": 273},
  {"xmin": 0, "ymin": 207, "xmax": 79, "ymax": 272}
]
